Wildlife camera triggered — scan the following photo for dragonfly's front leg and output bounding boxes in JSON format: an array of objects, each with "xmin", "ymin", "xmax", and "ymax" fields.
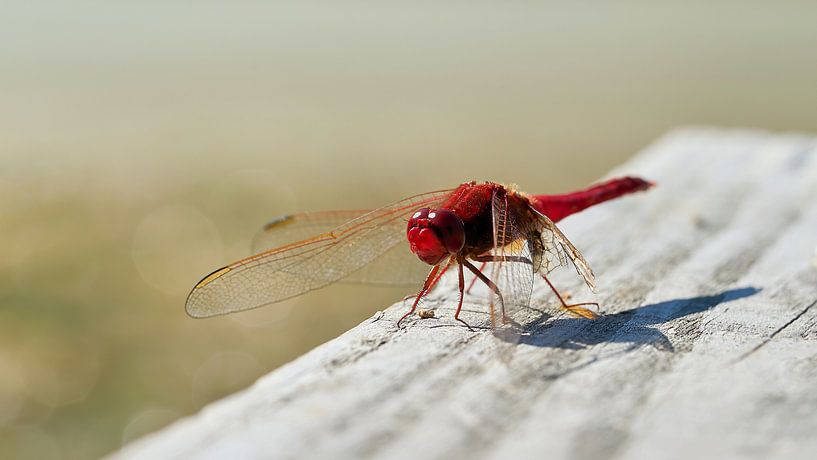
[{"xmin": 397, "ymin": 261, "xmax": 449, "ymax": 327}]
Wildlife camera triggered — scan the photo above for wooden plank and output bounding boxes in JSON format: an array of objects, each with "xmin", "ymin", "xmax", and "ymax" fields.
[{"xmin": 112, "ymin": 128, "xmax": 817, "ymax": 460}]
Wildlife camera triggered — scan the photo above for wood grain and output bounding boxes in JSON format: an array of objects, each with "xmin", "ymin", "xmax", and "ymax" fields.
[{"xmin": 113, "ymin": 128, "xmax": 817, "ymax": 460}]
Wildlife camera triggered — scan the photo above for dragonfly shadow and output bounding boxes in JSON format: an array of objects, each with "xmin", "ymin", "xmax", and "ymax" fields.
[{"xmin": 518, "ymin": 287, "xmax": 761, "ymax": 351}]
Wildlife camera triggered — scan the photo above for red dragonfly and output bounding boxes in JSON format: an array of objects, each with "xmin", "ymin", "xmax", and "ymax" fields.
[{"xmin": 186, "ymin": 177, "xmax": 653, "ymax": 329}]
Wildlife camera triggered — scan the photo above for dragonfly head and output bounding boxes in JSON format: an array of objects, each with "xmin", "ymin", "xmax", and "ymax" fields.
[{"xmin": 407, "ymin": 208, "xmax": 465, "ymax": 265}]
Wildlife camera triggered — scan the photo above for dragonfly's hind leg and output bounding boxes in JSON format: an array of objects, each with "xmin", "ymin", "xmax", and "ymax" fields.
[{"xmin": 542, "ymin": 275, "xmax": 599, "ymax": 320}]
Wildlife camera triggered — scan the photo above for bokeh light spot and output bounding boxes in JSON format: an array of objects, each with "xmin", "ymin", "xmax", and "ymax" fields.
[
  {"xmin": 131, "ymin": 204, "xmax": 223, "ymax": 296},
  {"xmin": 0, "ymin": 353, "xmax": 25, "ymax": 425}
]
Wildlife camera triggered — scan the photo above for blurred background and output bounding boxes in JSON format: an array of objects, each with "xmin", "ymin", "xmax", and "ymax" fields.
[{"xmin": 2, "ymin": 1, "xmax": 817, "ymax": 458}]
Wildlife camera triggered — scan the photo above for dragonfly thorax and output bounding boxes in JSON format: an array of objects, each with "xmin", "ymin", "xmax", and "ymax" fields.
[{"xmin": 406, "ymin": 208, "xmax": 465, "ymax": 265}]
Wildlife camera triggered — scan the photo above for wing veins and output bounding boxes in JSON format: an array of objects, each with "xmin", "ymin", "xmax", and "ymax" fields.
[{"xmin": 186, "ymin": 189, "xmax": 452, "ymax": 317}]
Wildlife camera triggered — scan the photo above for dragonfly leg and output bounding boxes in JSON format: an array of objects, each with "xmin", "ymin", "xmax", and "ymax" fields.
[
  {"xmin": 464, "ymin": 261, "xmax": 487, "ymax": 294},
  {"xmin": 471, "ymin": 255, "xmax": 532, "ymax": 264},
  {"xmin": 470, "ymin": 256, "xmax": 599, "ymax": 320},
  {"xmin": 401, "ymin": 263, "xmax": 451, "ymax": 302},
  {"xmin": 542, "ymin": 275, "xmax": 599, "ymax": 320},
  {"xmin": 462, "ymin": 258, "xmax": 507, "ymax": 325},
  {"xmin": 466, "ymin": 249, "xmax": 532, "ymax": 295},
  {"xmin": 453, "ymin": 261, "xmax": 473, "ymax": 331},
  {"xmin": 397, "ymin": 262, "xmax": 449, "ymax": 328}
]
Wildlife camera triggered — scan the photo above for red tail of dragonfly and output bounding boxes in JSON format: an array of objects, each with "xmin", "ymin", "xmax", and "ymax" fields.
[{"xmin": 186, "ymin": 177, "xmax": 653, "ymax": 329}]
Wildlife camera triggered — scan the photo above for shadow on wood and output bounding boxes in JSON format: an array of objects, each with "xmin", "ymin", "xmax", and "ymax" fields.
[{"xmin": 519, "ymin": 287, "xmax": 761, "ymax": 351}]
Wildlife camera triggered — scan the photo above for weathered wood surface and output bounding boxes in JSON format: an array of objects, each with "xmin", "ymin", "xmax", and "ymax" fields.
[{"xmin": 114, "ymin": 128, "xmax": 817, "ymax": 460}]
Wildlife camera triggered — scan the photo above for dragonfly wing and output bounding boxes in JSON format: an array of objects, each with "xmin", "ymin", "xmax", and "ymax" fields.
[
  {"xmin": 186, "ymin": 190, "xmax": 452, "ymax": 317},
  {"xmin": 530, "ymin": 207, "xmax": 596, "ymax": 292},
  {"xmin": 251, "ymin": 210, "xmax": 371, "ymax": 254},
  {"xmin": 251, "ymin": 211, "xmax": 429, "ymax": 286},
  {"xmin": 342, "ymin": 242, "xmax": 432, "ymax": 286},
  {"xmin": 486, "ymin": 191, "xmax": 535, "ymax": 334}
]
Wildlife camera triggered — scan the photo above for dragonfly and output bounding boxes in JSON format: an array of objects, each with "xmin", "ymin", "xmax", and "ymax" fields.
[{"xmin": 186, "ymin": 177, "xmax": 653, "ymax": 329}]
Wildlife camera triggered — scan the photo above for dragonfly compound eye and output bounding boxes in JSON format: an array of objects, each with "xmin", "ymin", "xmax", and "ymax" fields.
[
  {"xmin": 407, "ymin": 208, "xmax": 431, "ymax": 231},
  {"xmin": 428, "ymin": 209, "xmax": 465, "ymax": 253},
  {"xmin": 406, "ymin": 208, "xmax": 465, "ymax": 265}
]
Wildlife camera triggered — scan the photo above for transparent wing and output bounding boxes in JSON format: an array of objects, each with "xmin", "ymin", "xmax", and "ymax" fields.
[
  {"xmin": 478, "ymin": 191, "xmax": 596, "ymax": 338},
  {"xmin": 186, "ymin": 189, "xmax": 453, "ymax": 317},
  {"xmin": 251, "ymin": 211, "xmax": 430, "ymax": 286},
  {"xmin": 529, "ymin": 207, "xmax": 596, "ymax": 292},
  {"xmin": 251, "ymin": 210, "xmax": 371, "ymax": 253},
  {"xmin": 486, "ymin": 191, "xmax": 535, "ymax": 337}
]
